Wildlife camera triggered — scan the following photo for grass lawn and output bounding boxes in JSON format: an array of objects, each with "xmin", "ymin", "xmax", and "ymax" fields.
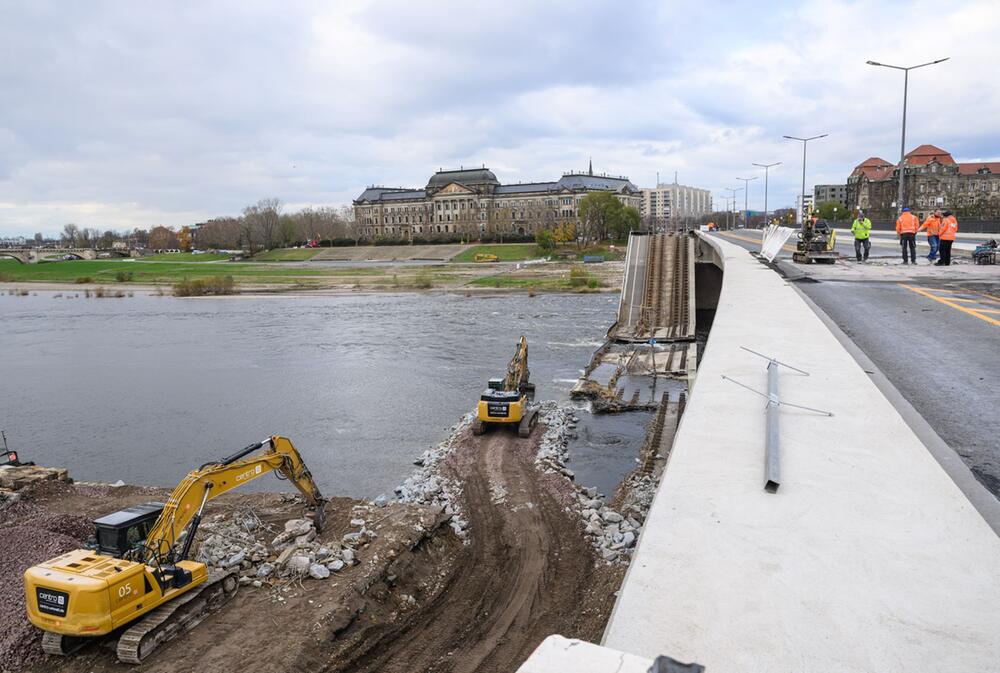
[
  {"xmin": 0, "ymin": 258, "xmax": 385, "ymax": 285},
  {"xmin": 450, "ymin": 244, "xmax": 542, "ymax": 263},
  {"xmin": 142, "ymin": 252, "xmax": 230, "ymax": 262},
  {"xmin": 252, "ymin": 248, "xmax": 322, "ymax": 261}
]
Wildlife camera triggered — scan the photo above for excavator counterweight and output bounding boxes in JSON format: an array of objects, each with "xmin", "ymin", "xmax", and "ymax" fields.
[
  {"xmin": 23, "ymin": 435, "xmax": 326, "ymax": 664},
  {"xmin": 473, "ymin": 336, "xmax": 538, "ymax": 437}
]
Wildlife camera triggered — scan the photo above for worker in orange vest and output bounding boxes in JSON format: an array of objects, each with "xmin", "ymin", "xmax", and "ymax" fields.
[
  {"xmin": 917, "ymin": 209, "xmax": 943, "ymax": 262},
  {"xmin": 936, "ymin": 211, "xmax": 959, "ymax": 266},
  {"xmin": 895, "ymin": 207, "xmax": 919, "ymax": 264}
]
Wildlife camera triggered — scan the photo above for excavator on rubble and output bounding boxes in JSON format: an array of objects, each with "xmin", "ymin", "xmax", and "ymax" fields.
[
  {"xmin": 473, "ymin": 335, "xmax": 539, "ymax": 438},
  {"xmin": 23, "ymin": 435, "xmax": 325, "ymax": 664}
]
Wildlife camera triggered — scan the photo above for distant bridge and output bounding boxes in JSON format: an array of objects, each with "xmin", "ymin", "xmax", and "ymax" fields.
[{"xmin": 0, "ymin": 248, "xmax": 137, "ymax": 264}]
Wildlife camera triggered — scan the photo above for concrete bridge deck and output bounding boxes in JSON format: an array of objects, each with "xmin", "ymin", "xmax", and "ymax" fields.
[
  {"xmin": 614, "ymin": 232, "xmax": 695, "ymax": 343},
  {"xmin": 0, "ymin": 247, "xmax": 133, "ymax": 263},
  {"xmin": 519, "ymin": 232, "xmax": 1000, "ymax": 672}
]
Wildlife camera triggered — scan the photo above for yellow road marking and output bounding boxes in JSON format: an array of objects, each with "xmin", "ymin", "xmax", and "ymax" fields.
[
  {"xmin": 975, "ymin": 308, "xmax": 1000, "ymax": 314},
  {"xmin": 900, "ymin": 284, "xmax": 1000, "ymax": 327}
]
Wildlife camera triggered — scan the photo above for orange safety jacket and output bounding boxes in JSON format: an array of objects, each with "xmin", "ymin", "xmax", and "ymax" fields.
[
  {"xmin": 918, "ymin": 216, "xmax": 942, "ymax": 237},
  {"xmin": 939, "ymin": 215, "xmax": 958, "ymax": 241},
  {"xmin": 896, "ymin": 212, "xmax": 919, "ymax": 235}
]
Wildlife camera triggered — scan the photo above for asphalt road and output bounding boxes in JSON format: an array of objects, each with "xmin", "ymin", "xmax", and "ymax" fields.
[
  {"xmin": 714, "ymin": 230, "xmax": 1000, "ymax": 498},
  {"xmin": 719, "ymin": 227, "xmax": 990, "ymax": 261}
]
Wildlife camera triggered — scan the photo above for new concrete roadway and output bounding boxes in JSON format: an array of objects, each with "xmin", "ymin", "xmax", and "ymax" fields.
[{"xmin": 717, "ymin": 229, "xmax": 1000, "ymax": 501}]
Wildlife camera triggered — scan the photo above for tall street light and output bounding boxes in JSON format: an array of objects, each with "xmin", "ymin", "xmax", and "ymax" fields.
[
  {"xmin": 752, "ymin": 162, "xmax": 781, "ymax": 227},
  {"xmin": 725, "ymin": 187, "xmax": 742, "ymax": 230},
  {"xmin": 783, "ymin": 134, "xmax": 828, "ymax": 224},
  {"xmin": 867, "ymin": 58, "xmax": 949, "ymax": 215},
  {"xmin": 736, "ymin": 176, "xmax": 758, "ymax": 229}
]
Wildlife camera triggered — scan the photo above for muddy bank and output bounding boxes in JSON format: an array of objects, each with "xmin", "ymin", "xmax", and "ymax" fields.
[{"xmin": 2, "ymin": 409, "xmax": 636, "ymax": 673}]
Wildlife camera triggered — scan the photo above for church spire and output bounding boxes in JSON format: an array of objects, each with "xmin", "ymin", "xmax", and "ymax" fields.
[{"xmin": 588, "ymin": 157, "xmax": 593, "ymax": 176}]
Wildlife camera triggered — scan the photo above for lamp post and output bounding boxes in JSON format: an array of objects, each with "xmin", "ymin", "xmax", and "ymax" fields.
[
  {"xmin": 725, "ymin": 187, "xmax": 742, "ymax": 230},
  {"xmin": 736, "ymin": 176, "xmax": 758, "ymax": 229},
  {"xmin": 752, "ymin": 162, "xmax": 781, "ymax": 228},
  {"xmin": 783, "ymin": 134, "xmax": 828, "ymax": 224},
  {"xmin": 866, "ymin": 58, "xmax": 949, "ymax": 216}
]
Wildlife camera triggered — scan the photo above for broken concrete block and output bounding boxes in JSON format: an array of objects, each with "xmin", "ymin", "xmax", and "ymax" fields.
[{"xmin": 308, "ymin": 563, "xmax": 331, "ymax": 580}]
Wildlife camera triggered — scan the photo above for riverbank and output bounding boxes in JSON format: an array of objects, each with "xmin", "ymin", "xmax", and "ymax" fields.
[
  {"xmin": 0, "ymin": 258, "xmax": 623, "ymax": 295},
  {"xmin": 1, "ymin": 399, "xmax": 660, "ymax": 673}
]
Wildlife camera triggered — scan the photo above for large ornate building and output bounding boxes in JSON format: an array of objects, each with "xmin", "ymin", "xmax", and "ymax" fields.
[
  {"xmin": 846, "ymin": 144, "xmax": 1000, "ymax": 221},
  {"xmin": 353, "ymin": 164, "xmax": 642, "ymax": 240}
]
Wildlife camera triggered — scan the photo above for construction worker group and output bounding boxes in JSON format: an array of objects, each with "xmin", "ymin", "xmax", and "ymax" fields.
[{"xmin": 850, "ymin": 208, "xmax": 959, "ymax": 265}]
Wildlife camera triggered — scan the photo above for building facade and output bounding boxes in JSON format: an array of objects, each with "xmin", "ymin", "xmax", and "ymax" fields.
[
  {"xmin": 846, "ymin": 144, "xmax": 1000, "ymax": 221},
  {"xmin": 639, "ymin": 181, "xmax": 712, "ymax": 223},
  {"xmin": 353, "ymin": 165, "xmax": 642, "ymax": 240},
  {"xmin": 795, "ymin": 194, "xmax": 814, "ymax": 223},
  {"xmin": 813, "ymin": 184, "xmax": 848, "ymax": 209}
]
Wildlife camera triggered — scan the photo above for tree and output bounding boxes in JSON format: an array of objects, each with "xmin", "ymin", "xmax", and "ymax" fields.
[
  {"xmin": 578, "ymin": 192, "xmax": 626, "ymax": 243},
  {"xmin": 61, "ymin": 223, "xmax": 80, "ymax": 247},
  {"xmin": 148, "ymin": 225, "xmax": 179, "ymax": 250},
  {"xmin": 611, "ymin": 206, "xmax": 640, "ymax": 240},
  {"xmin": 815, "ymin": 200, "xmax": 845, "ymax": 222},
  {"xmin": 256, "ymin": 198, "xmax": 282, "ymax": 250},
  {"xmin": 177, "ymin": 226, "xmax": 193, "ymax": 252},
  {"xmin": 535, "ymin": 228, "xmax": 555, "ymax": 252}
]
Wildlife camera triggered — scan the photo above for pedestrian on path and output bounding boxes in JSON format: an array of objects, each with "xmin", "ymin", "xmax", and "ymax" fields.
[
  {"xmin": 896, "ymin": 207, "xmax": 919, "ymax": 264},
  {"xmin": 936, "ymin": 211, "xmax": 959, "ymax": 266},
  {"xmin": 851, "ymin": 211, "xmax": 872, "ymax": 261},
  {"xmin": 918, "ymin": 209, "xmax": 943, "ymax": 262}
]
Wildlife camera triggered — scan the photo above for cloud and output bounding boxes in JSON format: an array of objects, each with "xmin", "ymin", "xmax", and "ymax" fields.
[{"xmin": 0, "ymin": 0, "xmax": 996, "ymax": 236}]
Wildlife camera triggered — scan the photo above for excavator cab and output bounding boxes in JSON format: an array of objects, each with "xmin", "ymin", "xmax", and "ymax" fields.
[{"xmin": 92, "ymin": 503, "xmax": 165, "ymax": 558}]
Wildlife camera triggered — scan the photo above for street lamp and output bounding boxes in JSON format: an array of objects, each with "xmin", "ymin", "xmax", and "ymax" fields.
[
  {"xmin": 867, "ymin": 58, "xmax": 949, "ymax": 215},
  {"xmin": 725, "ymin": 187, "xmax": 743, "ymax": 230},
  {"xmin": 752, "ymin": 162, "xmax": 781, "ymax": 228},
  {"xmin": 736, "ymin": 176, "xmax": 758, "ymax": 229},
  {"xmin": 783, "ymin": 134, "xmax": 828, "ymax": 224}
]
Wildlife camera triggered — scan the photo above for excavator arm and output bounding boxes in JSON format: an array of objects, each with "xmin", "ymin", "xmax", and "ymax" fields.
[
  {"xmin": 503, "ymin": 336, "xmax": 531, "ymax": 392},
  {"xmin": 142, "ymin": 435, "xmax": 326, "ymax": 564}
]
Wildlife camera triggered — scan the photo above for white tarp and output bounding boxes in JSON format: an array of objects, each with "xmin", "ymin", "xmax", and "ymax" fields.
[{"xmin": 760, "ymin": 225, "xmax": 794, "ymax": 261}]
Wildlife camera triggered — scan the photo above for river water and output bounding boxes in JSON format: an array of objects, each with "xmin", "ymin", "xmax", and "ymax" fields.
[{"xmin": 1, "ymin": 291, "xmax": 643, "ymax": 497}]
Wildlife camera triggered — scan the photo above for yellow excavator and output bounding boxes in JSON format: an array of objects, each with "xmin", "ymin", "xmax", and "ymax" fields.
[
  {"xmin": 23, "ymin": 435, "xmax": 325, "ymax": 664},
  {"xmin": 473, "ymin": 336, "xmax": 538, "ymax": 437}
]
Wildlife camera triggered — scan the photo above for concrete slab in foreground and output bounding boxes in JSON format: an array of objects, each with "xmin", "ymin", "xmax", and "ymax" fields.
[{"xmin": 519, "ymin": 233, "xmax": 1000, "ymax": 672}]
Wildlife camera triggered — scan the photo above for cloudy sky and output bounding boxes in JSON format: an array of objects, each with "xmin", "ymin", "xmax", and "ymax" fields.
[{"xmin": 1, "ymin": 0, "xmax": 997, "ymax": 237}]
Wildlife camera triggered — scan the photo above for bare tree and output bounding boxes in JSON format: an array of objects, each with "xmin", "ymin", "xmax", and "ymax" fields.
[
  {"xmin": 61, "ymin": 223, "xmax": 80, "ymax": 247},
  {"xmin": 256, "ymin": 198, "xmax": 282, "ymax": 250},
  {"xmin": 240, "ymin": 205, "xmax": 260, "ymax": 255}
]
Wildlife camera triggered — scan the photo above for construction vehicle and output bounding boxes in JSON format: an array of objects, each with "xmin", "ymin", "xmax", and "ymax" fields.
[
  {"xmin": 23, "ymin": 435, "xmax": 325, "ymax": 664},
  {"xmin": 2, "ymin": 430, "xmax": 33, "ymax": 466},
  {"xmin": 473, "ymin": 336, "xmax": 538, "ymax": 437},
  {"xmin": 473, "ymin": 252, "xmax": 499, "ymax": 262},
  {"xmin": 792, "ymin": 215, "xmax": 839, "ymax": 264}
]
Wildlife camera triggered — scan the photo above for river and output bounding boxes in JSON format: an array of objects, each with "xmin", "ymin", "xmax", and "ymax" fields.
[{"xmin": 1, "ymin": 290, "xmax": 646, "ymax": 497}]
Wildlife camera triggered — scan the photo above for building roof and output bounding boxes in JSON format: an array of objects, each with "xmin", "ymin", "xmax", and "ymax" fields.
[
  {"xmin": 494, "ymin": 182, "xmax": 558, "ymax": 194},
  {"xmin": 354, "ymin": 187, "xmax": 425, "ymax": 203},
  {"xmin": 904, "ymin": 144, "xmax": 956, "ymax": 165},
  {"xmin": 850, "ymin": 157, "xmax": 895, "ymax": 180},
  {"xmin": 958, "ymin": 162, "xmax": 1000, "ymax": 175},
  {"xmin": 556, "ymin": 173, "xmax": 639, "ymax": 193},
  {"xmin": 426, "ymin": 168, "xmax": 499, "ymax": 190}
]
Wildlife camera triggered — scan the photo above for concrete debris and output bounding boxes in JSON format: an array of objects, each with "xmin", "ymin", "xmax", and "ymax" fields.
[
  {"xmin": 286, "ymin": 555, "xmax": 312, "ymax": 575},
  {"xmin": 326, "ymin": 558, "xmax": 345, "ymax": 572},
  {"xmin": 394, "ymin": 412, "xmax": 473, "ymax": 542},
  {"xmin": 309, "ymin": 563, "xmax": 331, "ymax": 580},
  {"xmin": 527, "ymin": 401, "xmax": 662, "ymax": 565}
]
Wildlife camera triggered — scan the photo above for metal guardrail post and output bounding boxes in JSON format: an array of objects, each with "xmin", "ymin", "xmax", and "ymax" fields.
[
  {"xmin": 765, "ymin": 360, "xmax": 780, "ymax": 492},
  {"xmin": 723, "ymin": 347, "xmax": 833, "ymax": 493}
]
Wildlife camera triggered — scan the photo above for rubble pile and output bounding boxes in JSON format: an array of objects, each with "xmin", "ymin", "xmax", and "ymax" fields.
[
  {"xmin": 534, "ymin": 401, "xmax": 579, "ymax": 479},
  {"xmin": 0, "ymin": 517, "xmax": 92, "ymax": 673},
  {"xmin": 196, "ymin": 506, "xmax": 375, "ymax": 588},
  {"xmin": 393, "ymin": 415, "xmax": 472, "ymax": 541},
  {"xmin": 528, "ymin": 401, "xmax": 662, "ymax": 564}
]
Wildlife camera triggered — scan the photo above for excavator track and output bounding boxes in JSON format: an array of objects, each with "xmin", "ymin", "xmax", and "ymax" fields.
[
  {"xmin": 41, "ymin": 631, "xmax": 91, "ymax": 657},
  {"xmin": 518, "ymin": 408, "xmax": 539, "ymax": 438},
  {"xmin": 116, "ymin": 568, "xmax": 239, "ymax": 665}
]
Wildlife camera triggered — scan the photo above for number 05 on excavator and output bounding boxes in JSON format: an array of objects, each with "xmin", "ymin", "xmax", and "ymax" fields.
[{"xmin": 23, "ymin": 435, "xmax": 326, "ymax": 664}]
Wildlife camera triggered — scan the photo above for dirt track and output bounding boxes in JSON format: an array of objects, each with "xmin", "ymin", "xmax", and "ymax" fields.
[{"xmin": 323, "ymin": 425, "xmax": 622, "ymax": 673}]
